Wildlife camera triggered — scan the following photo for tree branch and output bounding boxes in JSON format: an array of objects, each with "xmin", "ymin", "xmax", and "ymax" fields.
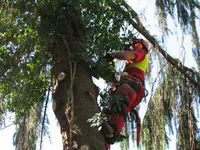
[
  {"xmin": 40, "ymin": 74, "xmax": 52, "ymax": 150},
  {"xmin": 116, "ymin": 1, "xmax": 200, "ymax": 90},
  {"xmin": 194, "ymin": 1, "xmax": 200, "ymax": 10},
  {"xmin": 0, "ymin": 123, "xmax": 14, "ymax": 130},
  {"xmin": 62, "ymin": 36, "xmax": 77, "ymax": 148},
  {"xmin": 120, "ymin": 0, "xmax": 142, "ymax": 25},
  {"xmin": 149, "ymin": 63, "xmax": 167, "ymax": 102}
]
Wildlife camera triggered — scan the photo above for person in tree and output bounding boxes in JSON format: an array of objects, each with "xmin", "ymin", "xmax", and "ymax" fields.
[{"xmin": 101, "ymin": 38, "xmax": 150, "ymax": 149}]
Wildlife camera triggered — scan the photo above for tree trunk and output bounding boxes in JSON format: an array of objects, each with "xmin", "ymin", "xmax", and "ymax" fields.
[{"xmin": 48, "ymin": 21, "xmax": 105, "ymax": 150}]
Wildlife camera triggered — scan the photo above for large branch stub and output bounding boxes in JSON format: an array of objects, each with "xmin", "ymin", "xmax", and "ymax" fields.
[
  {"xmin": 58, "ymin": 72, "xmax": 66, "ymax": 81},
  {"xmin": 80, "ymin": 145, "xmax": 90, "ymax": 150}
]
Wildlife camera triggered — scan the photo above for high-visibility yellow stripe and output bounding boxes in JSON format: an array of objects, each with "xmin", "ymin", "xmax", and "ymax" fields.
[{"xmin": 125, "ymin": 55, "xmax": 149, "ymax": 72}]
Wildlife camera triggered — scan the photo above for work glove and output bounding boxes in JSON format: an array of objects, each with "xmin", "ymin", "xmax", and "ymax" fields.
[{"xmin": 105, "ymin": 52, "xmax": 114, "ymax": 62}]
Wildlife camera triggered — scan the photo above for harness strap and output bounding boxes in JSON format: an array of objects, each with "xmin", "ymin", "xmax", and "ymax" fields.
[
  {"xmin": 119, "ymin": 72, "xmax": 148, "ymax": 98},
  {"xmin": 130, "ymin": 108, "xmax": 141, "ymax": 147}
]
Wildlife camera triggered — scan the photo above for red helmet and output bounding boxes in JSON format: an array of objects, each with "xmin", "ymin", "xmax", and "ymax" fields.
[
  {"xmin": 134, "ymin": 39, "xmax": 149, "ymax": 52},
  {"xmin": 125, "ymin": 38, "xmax": 150, "ymax": 53}
]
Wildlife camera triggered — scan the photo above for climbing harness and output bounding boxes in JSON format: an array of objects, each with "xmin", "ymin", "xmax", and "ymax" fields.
[
  {"xmin": 102, "ymin": 75, "xmax": 148, "ymax": 146},
  {"xmin": 101, "ymin": 38, "xmax": 149, "ymax": 148}
]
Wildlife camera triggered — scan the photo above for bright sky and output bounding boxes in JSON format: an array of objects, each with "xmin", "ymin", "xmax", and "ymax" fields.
[{"xmin": 0, "ymin": 0, "xmax": 198, "ymax": 150}]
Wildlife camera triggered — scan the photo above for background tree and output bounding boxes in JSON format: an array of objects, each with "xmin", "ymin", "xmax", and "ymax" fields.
[
  {"xmin": 0, "ymin": 0, "xmax": 200, "ymax": 150},
  {"xmin": 141, "ymin": 1, "xmax": 200, "ymax": 150}
]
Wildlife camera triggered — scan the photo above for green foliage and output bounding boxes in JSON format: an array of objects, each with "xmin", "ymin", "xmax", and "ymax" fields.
[
  {"xmin": 156, "ymin": 0, "xmax": 189, "ymax": 28},
  {"xmin": 0, "ymin": 5, "xmax": 49, "ymax": 116},
  {"xmin": 0, "ymin": 0, "xmax": 199, "ymax": 150},
  {"xmin": 0, "ymin": 2, "xmax": 51, "ymax": 149},
  {"xmin": 142, "ymin": 87, "xmax": 168, "ymax": 150},
  {"xmin": 0, "ymin": 0, "xmax": 137, "ymax": 148},
  {"xmin": 90, "ymin": 58, "xmax": 116, "ymax": 82},
  {"xmin": 142, "ymin": 64, "xmax": 200, "ymax": 150},
  {"xmin": 100, "ymin": 91, "xmax": 129, "ymax": 117},
  {"xmin": 88, "ymin": 91, "xmax": 129, "ymax": 135},
  {"xmin": 87, "ymin": 113, "xmax": 106, "ymax": 131},
  {"xmin": 13, "ymin": 102, "xmax": 43, "ymax": 150},
  {"xmin": 80, "ymin": 0, "xmax": 139, "ymax": 82},
  {"xmin": 155, "ymin": 0, "xmax": 200, "ymax": 51}
]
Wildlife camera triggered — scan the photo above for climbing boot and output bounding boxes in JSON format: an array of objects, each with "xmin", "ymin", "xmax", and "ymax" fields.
[{"xmin": 101, "ymin": 122, "xmax": 117, "ymax": 144}]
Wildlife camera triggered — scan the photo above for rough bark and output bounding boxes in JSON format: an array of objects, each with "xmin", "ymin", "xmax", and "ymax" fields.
[{"xmin": 48, "ymin": 19, "xmax": 105, "ymax": 150}]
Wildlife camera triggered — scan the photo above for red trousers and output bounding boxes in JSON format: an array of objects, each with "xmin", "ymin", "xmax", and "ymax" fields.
[{"xmin": 105, "ymin": 80, "xmax": 144, "ymax": 149}]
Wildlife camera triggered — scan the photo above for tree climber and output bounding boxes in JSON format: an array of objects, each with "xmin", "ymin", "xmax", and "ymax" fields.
[{"xmin": 101, "ymin": 38, "xmax": 149, "ymax": 149}]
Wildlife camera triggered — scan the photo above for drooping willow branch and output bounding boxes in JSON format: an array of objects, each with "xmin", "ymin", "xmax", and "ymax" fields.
[
  {"xmin": 0, "ymin": 123, "xmax": 14, "ymax": 130},
  {"xmin": 149, "ymin": 62, "xmax": 167, "ymax": 102},
  {"xmin": 194, "ymin": 1, "xmax": 200, "ymax": 10}
]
